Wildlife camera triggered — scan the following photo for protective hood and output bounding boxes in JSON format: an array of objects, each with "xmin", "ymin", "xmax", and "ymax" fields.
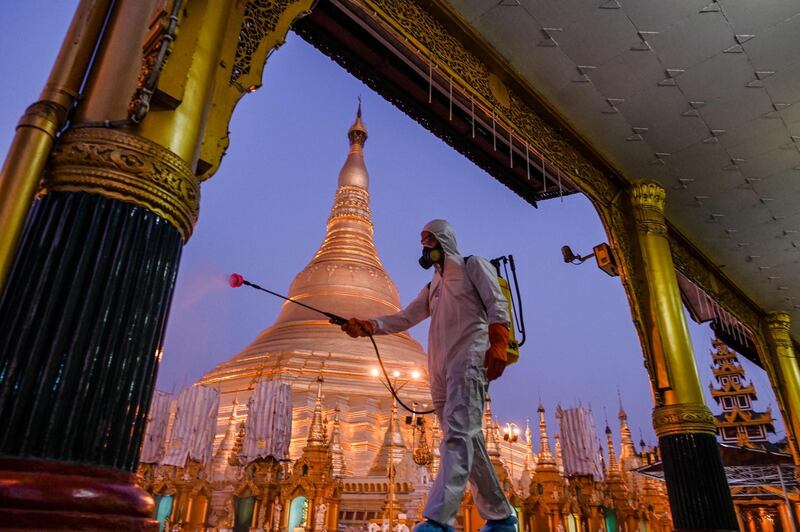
[{"xmin": 422, "ymin": 219, "xmax": 459, "ymax": 257}]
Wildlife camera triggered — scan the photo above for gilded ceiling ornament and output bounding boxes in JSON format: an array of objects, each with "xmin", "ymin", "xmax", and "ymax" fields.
[
  {"xmin": 488, "ymin": 74, "xmax": 510, "ymax": 109},
  {"xmin": 231, "ymin": 0, "xmax": 304, "ymax": 86}
]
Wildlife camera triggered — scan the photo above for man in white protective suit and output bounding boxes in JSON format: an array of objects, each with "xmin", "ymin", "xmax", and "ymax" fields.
[{"xmin": 336, "ymin": 219, "xmax": 517, "ymax": 532}]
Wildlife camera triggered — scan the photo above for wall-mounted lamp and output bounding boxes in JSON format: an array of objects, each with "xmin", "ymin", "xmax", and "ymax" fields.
[{"xmin": 561, "ymin": 242, "xmax": 619, "ymax": 277}]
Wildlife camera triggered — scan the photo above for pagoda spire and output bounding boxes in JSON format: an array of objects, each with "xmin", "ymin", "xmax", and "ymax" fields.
[
  {"xmin": 523, "ymin": 418, "xmax": 537, "ymax": 471},
  {"xmin": 267, "ymin": 100, "xmax": 403, "ymax": 329},
  {"xmin": 368, "ymin": 398, "xmax": 407, "ymax": 476},
  {"xmin": 211, "ymin": 398, "xmax": 240, "ymax": 476},
  {"xmin": 306, "ymin": 377, "xmax": 327, "ymax": 447},
  {"xmin": 639, "ymin": 434, "xmax": 648, "ymax": 462},
  {"xmin": 329, "ymin": 406, "xmax": 349, "ymax": 478},
  {"xmin": 605, "ymin": 424, "xmax": 618, "ymax": 474},
  {"xmin": 536, "ymin": 403, "xmax": 555, "ymax": 465},
  {"xmin": 554, "ymin": 432, "xmax": 564, "ymax": 475},
  {"xmin": 483, "ymin": 395, "xmax": 502, "ymax": 458},
  {"xmin": 335, "ymin": 98, "xmax": 369, "ymax": 189},
  {"xmin": 316, "ymin": 101, "xmax": 378, "ymax": 263},
  {"xmin": 618, "ymin": 401, "xmax": 637, "ymax": 462}
]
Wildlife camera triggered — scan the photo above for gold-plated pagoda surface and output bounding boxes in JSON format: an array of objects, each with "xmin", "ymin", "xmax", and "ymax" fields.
[{"xmin": 199, "ymin": 107, "xmax": 430, "ymax": 475}]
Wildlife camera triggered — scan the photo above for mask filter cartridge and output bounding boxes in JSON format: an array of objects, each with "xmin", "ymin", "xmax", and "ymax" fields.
[{"xmin": 418, "ymin": 247, "xmax": 443, "ymax": 269}]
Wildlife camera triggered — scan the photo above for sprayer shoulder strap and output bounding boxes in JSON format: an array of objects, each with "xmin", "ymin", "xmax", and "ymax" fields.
[
  {"xmin": 424, "ymin": 256, "xmax": 482, "ymax": 307},
  {"xmin": 463, "ymin": 255, "xmax": 488, "ymax": 313},
  {"xmin": 424, "ymin": 255, "xmax": 476, "ymax": 284}
]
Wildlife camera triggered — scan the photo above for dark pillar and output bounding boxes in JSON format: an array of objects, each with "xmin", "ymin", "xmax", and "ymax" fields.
[
  {"xmin": 0, "ymin": 116, "xmax": 200, "ymax": 530},
  {"xmin": 0, "ymin": 188, "xmax": 182, "ymax": 529}
]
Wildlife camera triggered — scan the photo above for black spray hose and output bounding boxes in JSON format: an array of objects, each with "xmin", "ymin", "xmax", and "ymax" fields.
[
  {"xmin": 364, "ymin": 331, "xmax": 435, "ymax": 415},
  {"xmin": 507, "ymin": 255, "xmax": 526, "ymax": 347},
  {"xmin": 492, "ymin": 255, "xmax": 527, "ymax": 347},
  {"xmin": 229, "ymin": 274, "xmax": 435, "ymax": 415}
]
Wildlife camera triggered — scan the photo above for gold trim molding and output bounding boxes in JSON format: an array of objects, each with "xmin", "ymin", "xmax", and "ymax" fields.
[
  {"xmin": 44, "ymin": 127, "xmax": 198, "ymax": 240},
  {"xmin": 231, "ymin": 0, "xmax": 303, "ymax": 87},
  {"xmin": 197, "ymin": 0, "xmax": 315, "ymax": 181},
  {"xmin": 652, "ymin": 403, "xmax": 717, "ymax": 438}
]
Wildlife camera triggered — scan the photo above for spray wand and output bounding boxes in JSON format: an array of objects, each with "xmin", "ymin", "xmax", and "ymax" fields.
[
  {"xmin": 229, "ymin": 273, "xmax": 434, "ymax": 415},
  {"xmin": 229, "ymin": 273, "xmax": 347, "ymax": 325}
]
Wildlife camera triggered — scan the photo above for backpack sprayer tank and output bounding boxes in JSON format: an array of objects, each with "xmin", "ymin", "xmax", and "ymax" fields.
[{"xmin": 490, "ymin": 255, "xmax": 526, "ymax": 365}]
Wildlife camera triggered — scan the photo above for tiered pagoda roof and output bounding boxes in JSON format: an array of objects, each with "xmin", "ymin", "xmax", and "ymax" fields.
[{"xmin": 708, "ymin": 339, "xmax": 775, "ymax": 447}]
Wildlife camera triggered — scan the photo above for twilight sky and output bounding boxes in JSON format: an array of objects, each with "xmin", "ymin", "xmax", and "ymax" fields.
[{"xmin": 0, "ymin": 2, "xmax": 785, "ymax": 450}]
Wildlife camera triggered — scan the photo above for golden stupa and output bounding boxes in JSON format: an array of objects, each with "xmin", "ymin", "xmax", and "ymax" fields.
[{"xmin": 199, "ymin": 103, "xmax": 431, "ymax": 474}]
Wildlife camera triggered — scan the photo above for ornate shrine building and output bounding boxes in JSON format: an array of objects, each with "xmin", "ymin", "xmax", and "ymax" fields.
[
  {"xmin": 707, "ymin": 338, "xmax": 797, "ymax": 531},
  {"xmin": 709, "ymin": 338, "xmax": 776, "ymax": 448}
]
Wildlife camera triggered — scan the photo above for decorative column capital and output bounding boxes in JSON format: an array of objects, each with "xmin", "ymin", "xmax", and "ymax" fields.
[
  {"xmin": 631, "ymin": 181, "xmax": 666, "ymax": 212},
  {"xmin": 652, "ymin": 403, "xmax": 717, "ymax": 438},
  {"xmin": 766, "ymin": 312, "xmax": 795, "ymax": 353},
  {"xmin": 766, "ymin": 312, "xmax": 792, "ymax": 333},
  {"xmin": 44, "ymin": 127, "xmax": 198, "ymax": 241},
  {"xmin": 631, "ymin": 181, "xmax": 667, "ymax": 234}
]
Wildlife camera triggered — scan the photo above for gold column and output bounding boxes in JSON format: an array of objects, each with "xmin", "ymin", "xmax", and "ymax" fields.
[
  {"xmin": 763, "ymin": 313, "xmax": 800, "ymax": 468},
  {"xmin": 630, "ymin": 181, "xmax": 716, "ymax": 436},
  {"xmin": 43, "ymin": 0, "xmax": 235, "ymax": 243},
  {"xmin": 136, "ymin": 0, "xmax": 232, "ymax": 165},
  {"xmin": 0, "ymin": 0, "xmax": 112, "ymax": 291}
]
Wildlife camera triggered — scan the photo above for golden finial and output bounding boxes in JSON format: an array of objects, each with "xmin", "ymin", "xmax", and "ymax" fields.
[{"xmin": 348, "ymin": 97, "xmax": 368, "ymax": 147}]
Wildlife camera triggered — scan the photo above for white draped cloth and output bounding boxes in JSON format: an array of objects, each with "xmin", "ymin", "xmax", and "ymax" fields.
[
  {"xmin": 161, "ymin": 385, "xmax": 220, "ymax": 467},
  {"xmin": 140, "ymin": 390, "xmax": 172, "ymax": 464},
  {"xmin": 242, "ymin": 380, "xmax": 293, "ymax": 463},
  {"xmin": 556, "ymin": 405, "xmax": 604, "ymax": 481}
]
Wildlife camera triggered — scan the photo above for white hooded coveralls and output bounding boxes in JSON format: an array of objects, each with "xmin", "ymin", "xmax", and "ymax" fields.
[{"xmin": 371, "ymin": 220, "xmax": 513, "ymax": 525}]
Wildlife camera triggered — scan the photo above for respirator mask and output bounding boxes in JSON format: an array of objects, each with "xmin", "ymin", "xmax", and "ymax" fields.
[{"xmin": 418, "ymin": 246, "xmax": 443, "ymax": 269}]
